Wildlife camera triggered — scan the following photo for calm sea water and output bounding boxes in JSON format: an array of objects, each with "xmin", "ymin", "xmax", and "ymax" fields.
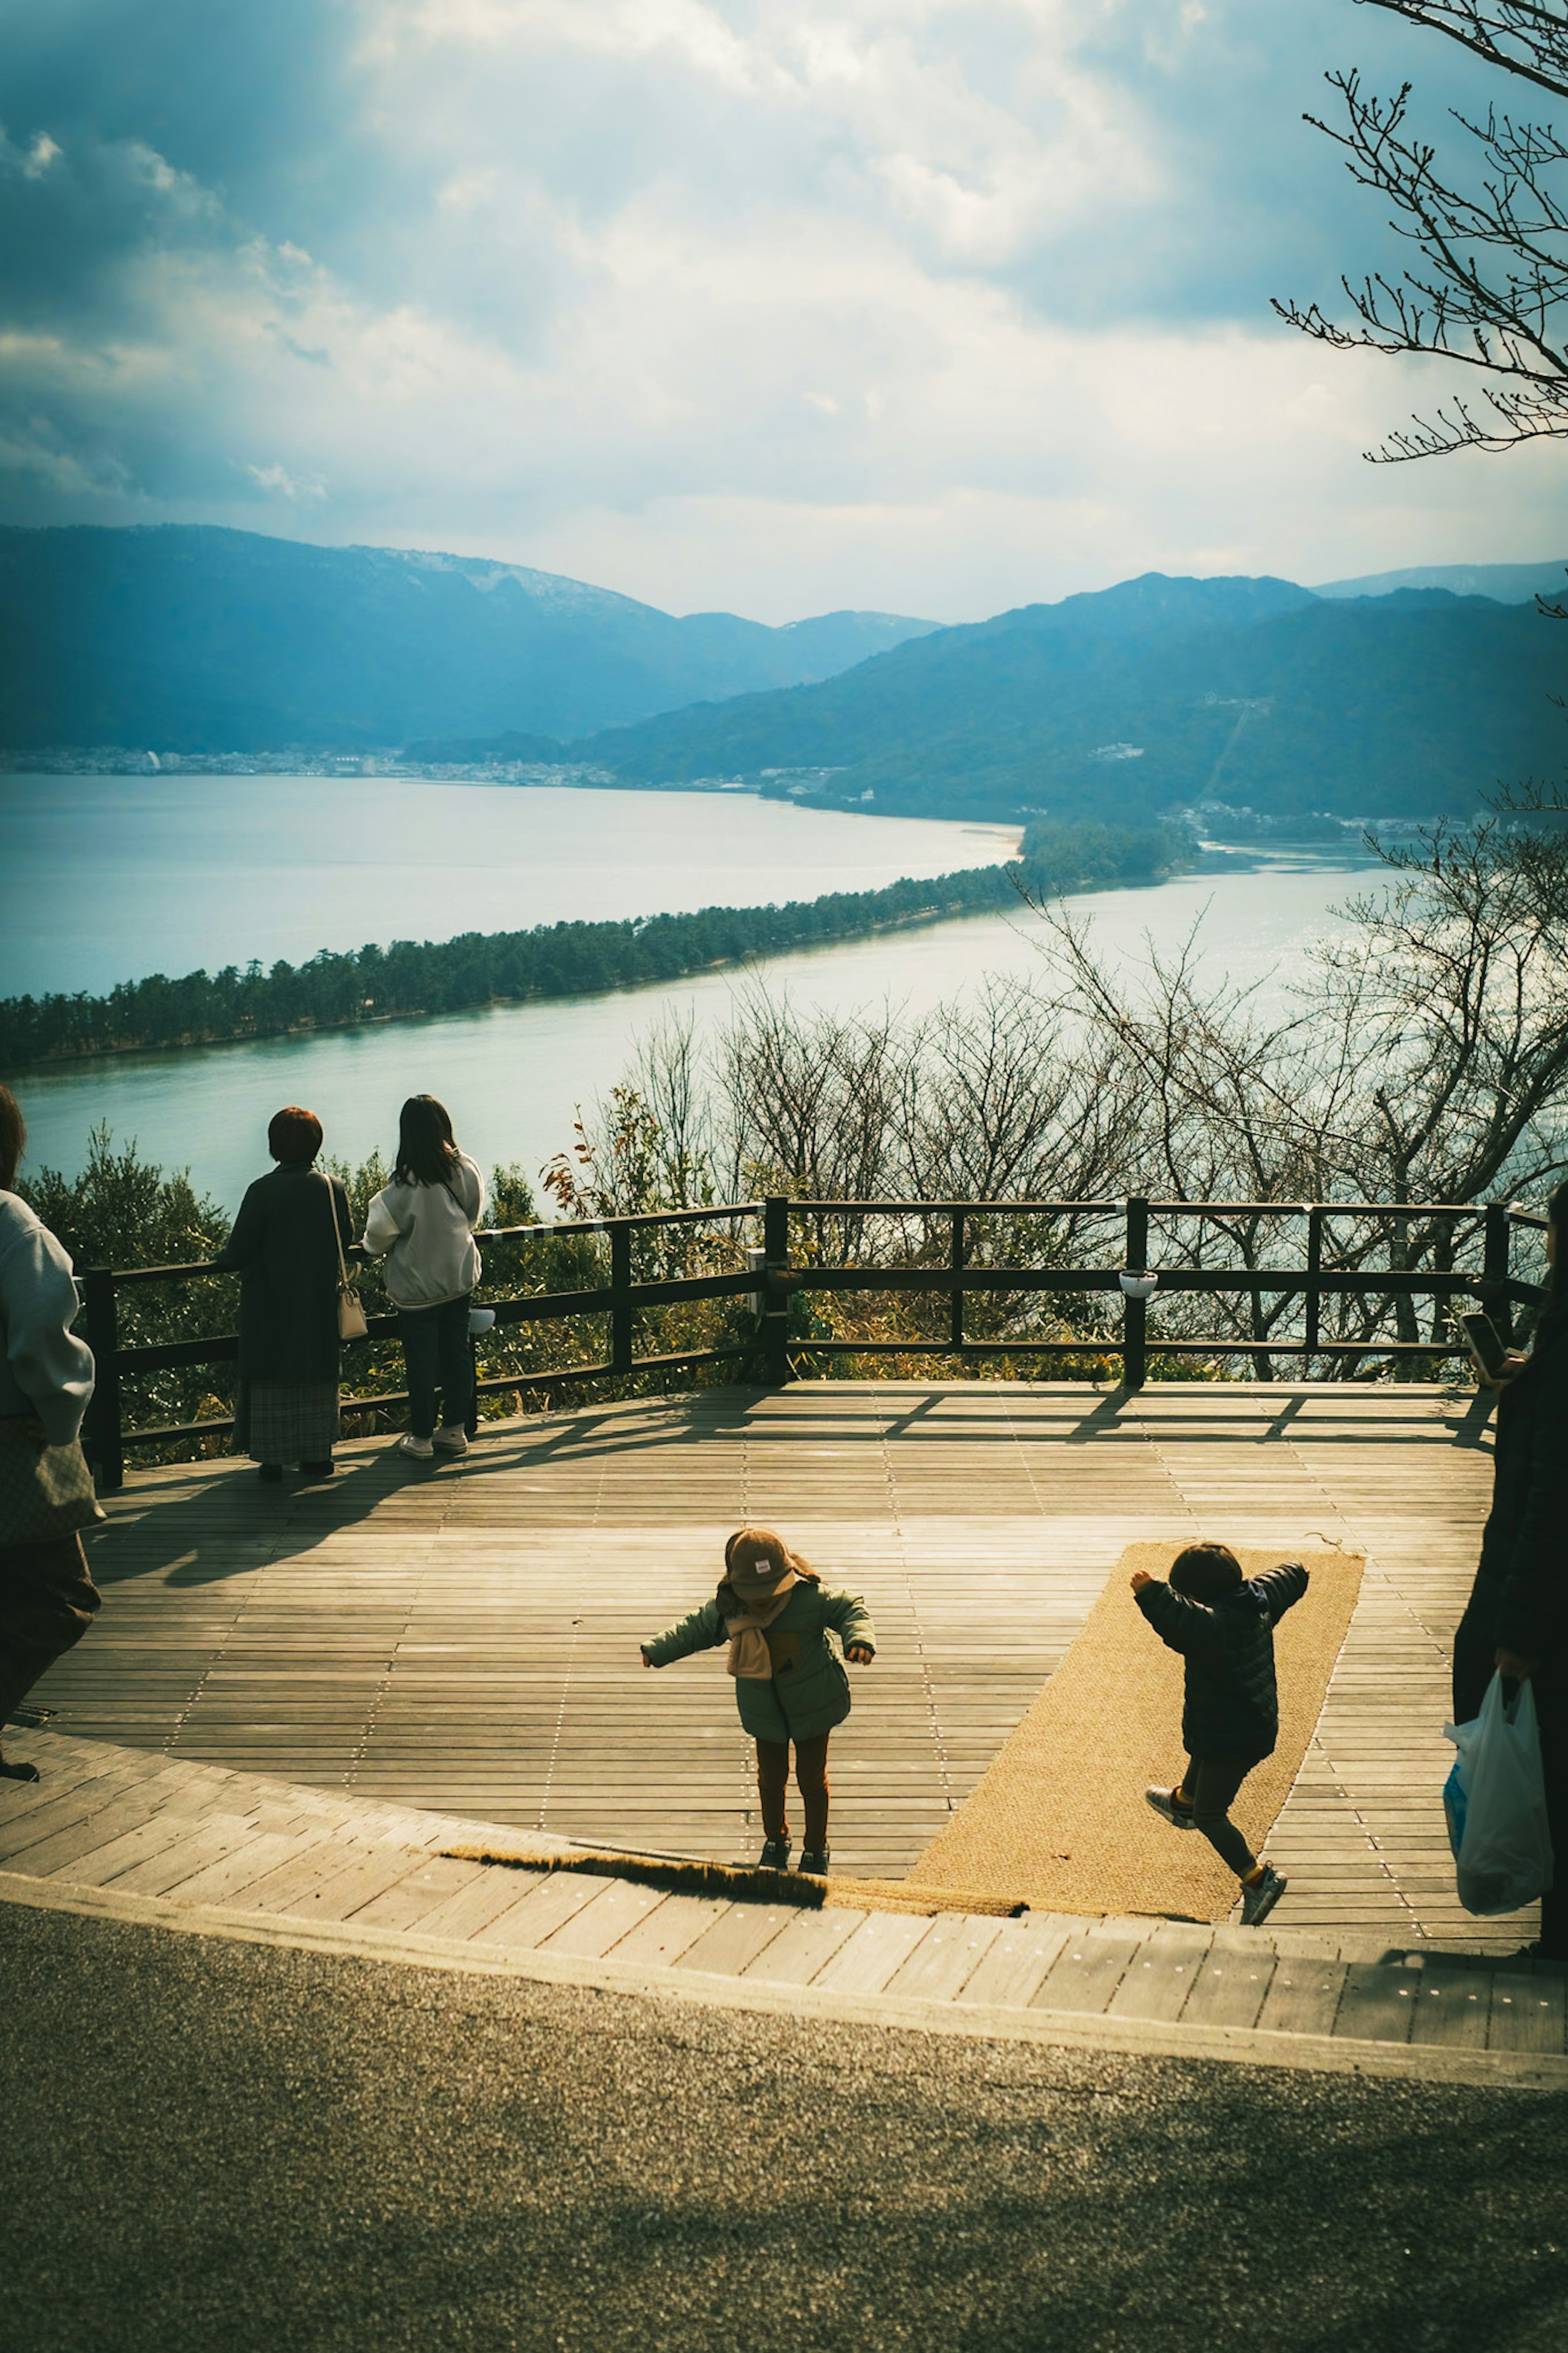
[
  {"xmin": 6, "ymin": 776, "xmax": 1374, "ymax": 1216},
  {"xmin": 0, "ymin": 774, "xmax": 1019, "ymax": 997}
]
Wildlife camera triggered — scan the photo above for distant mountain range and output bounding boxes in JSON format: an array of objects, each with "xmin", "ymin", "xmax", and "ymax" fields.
[
  {"xmin": 5, "ymin": 525, "xmax": 1562, "ymax": 827},
  {"xmin": 1312, "ymin": 558, "xmax": 1568, "ymax": 604},
  {"xmin": 564, "ymin": 572, "xmax": 1566, "ymax": 824},
  {"xmin": 0, "ymin": 525, "xmax": 938, "ymax": 748}
]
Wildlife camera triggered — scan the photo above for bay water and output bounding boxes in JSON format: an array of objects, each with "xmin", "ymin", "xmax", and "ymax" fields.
[{"xmin": 3, "ymin": 777, "xmax": 1374, "ymax": 1217}]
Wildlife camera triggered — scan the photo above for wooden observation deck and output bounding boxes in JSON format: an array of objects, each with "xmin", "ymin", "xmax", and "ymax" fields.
[{"xmin": 25, "ymin": 1376, "xmax": 1528, "ymax": 1953}]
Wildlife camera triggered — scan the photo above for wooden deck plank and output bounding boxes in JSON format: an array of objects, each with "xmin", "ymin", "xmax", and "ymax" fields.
[
  {"xmin": 958, "ymin": 1922, "xmax": 1069, "ymax": 2010},
  {"xmin": 610, "ymin": 1893, "xmax": 732, "ymax": 1967},
  {"xmin": 813, "ymin": 1912, "xmax": 936, "ymax": 1997},
  {"xmin": 673, "ymin": 1902, "xmax": 797, "ymax": 1980},
  {"xmin": 1107, "ymin": 1932, "xmax": 1213, "ymax": 2024},
  {"xmin": 410, "ymin": 1865, "xmax": 549, "ymax": 1943},
  {"xmin": 1485, "ymin": 1972, "xmax": 1566, "ymax": 2056},
  {"xmin": 538, "ymin": 1878, "xmax": 670, "ymax": 1959},
  {"xmin": 482, "ymin": 1870, "xmax": 620, "ymax": 1951},
  {"xmin": 738, "ymin": 1907, "xmax": 863, "ymax": 1985},
  {"xmin": 1032, "ymin": 1933, "xmax": 1143, "ymax": 2016},
  {"xmin": 156, "ymin": 1823, "xmax": 344, "ymax": 1907},
  {"xmin": 882, "ymin": 1916, "xmax": 1006, "ymax": 2003},
  {"xmin": 1409, "ymin": 1965, "xmax": 1493, "ymax": 2050},
  {"xmin": 1256, "ymin": 1961, "xmax": 1348, "ymax": 2039},
  {"xmin": 346, "ymin": 1856, "xmax": 488, "ymax": 1933},
  {"xmin": 1177, "ymin": 1940, "xmax": 1276, "ymax": 2030},
  {"xmin": 1331, "ymin": 1962, "xmax": 1419, "ymax": 2044}
]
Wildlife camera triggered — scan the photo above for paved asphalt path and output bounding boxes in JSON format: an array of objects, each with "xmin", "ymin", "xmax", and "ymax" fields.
[{"xmin": 3, "ymin": 1904, "xmax": 1567, "ymax": 2353}]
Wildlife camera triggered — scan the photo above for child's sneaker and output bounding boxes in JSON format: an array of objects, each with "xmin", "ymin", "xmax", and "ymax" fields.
[
  {"xmin": 1241, "ymin": 1863, "xmax": 1287, "ymax": 1927},
  {"xmin": 432, "ymin": 1425, "xmax": 469, "ymax": 1455},
  {"xmin": 398, "ymin": 1433, "xmax": 434, "ymax": 1459},
  {"xmin": 756, "ymin": 1837, "xmax": 791, "ymax": 1871},
  {"xmin": 797, "ymin": 1849, "xmax": 830, "ymax": 1876},
  {"xmin": 1145, "ymin": 1785, "xmax": 1196, "ymax": 1830}
]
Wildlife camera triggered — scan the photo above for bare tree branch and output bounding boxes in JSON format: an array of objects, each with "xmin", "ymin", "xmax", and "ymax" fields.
[
  {"xmin": 1275, "ymin": 5, "xmax": 1568, "ymax": 456},
  {"xmin": 1354, "ymin": 2, "xmax": 1568, "ymax": 101}
]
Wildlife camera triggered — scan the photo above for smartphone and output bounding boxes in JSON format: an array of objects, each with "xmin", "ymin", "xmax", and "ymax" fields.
[{"xmin": 1457, "ymin": 1311, "xmax": 1508, "ymax": 1377}]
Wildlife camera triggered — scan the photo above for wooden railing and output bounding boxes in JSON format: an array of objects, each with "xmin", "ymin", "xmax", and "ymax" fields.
[{"xmin": 80, "ymin": 1194, "xmax": 1550, "ymax": 1490}]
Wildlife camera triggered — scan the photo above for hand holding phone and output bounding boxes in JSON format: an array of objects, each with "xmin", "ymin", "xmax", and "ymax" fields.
[{"xmin": 1457, "ymin": 1311, "xmax": 1507, "ymax": 1377}]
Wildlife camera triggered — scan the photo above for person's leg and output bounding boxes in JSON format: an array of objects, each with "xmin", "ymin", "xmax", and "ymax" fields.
[
  {"xmin": 756, "ymin": 1739, "xmax": 791, "ymax": 1843},
  {"xmin": 795, "ymin": 1732, "xmax": 831, "ymax": 1856},
  {"xmin": 1530, "ymin": 1661, "xmax": 1568, "ymax": 1957},
  {"xmin": 400, "ymin": 1307, "xmax": 439, "ymax": 1440},
  {"xmin": 1452, "ymin": 1591, "xmax": 1498, "ymax": 1725},
  {"xmin": 1187, "ymin": 1755, "xmax": 1256, "ymax": 1878},
  {"xmin": 0, "ymin": 1536, "xmax": 102, "ymax": 1777},
  {"xmin": 435, "ymin": 1294, "xmax": 473, "ymax": 1434}
]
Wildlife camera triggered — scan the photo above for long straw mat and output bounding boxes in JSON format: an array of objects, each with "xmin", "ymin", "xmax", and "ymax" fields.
[{"xmin": 911, "ymin": 1541, "xmax": 1366, "ymax": 1923}]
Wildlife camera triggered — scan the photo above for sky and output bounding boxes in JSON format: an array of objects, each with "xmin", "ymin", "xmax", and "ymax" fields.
[{"xmin": 0, "ymin": 0, "xmax": 1563, "ymax": 624}]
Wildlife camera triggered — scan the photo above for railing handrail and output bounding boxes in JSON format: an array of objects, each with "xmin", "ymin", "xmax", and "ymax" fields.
[
  {"xmin": 91, "ymin": 1199, "xmax": 768, "ymax": 1285},
  {"xmin": 81, "ymin": 1190, "xmax": 1552, "ymax": 1490},
  {"xmin": 79, "ymin": 1192, "xmax": 1561, "ymax": 1287}
]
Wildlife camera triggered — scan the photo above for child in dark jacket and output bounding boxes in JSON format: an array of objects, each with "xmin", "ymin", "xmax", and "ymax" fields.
[{"xmin": 1133, "ymin": 1542, "xmax": 1309, "ymax": 1928}]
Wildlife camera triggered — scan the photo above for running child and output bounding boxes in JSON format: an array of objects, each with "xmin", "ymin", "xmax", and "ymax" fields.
[
  {"xmin": 641, "ymin": 1525, "xmax": 875, "ymax": 1876},
  {"xmin": 1132, "ymin": 1542, "xmax": 1309, "ymax": 1928}
]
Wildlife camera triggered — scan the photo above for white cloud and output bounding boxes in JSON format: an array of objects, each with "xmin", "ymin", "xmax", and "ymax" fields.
[
  {"xmin": 243, "ymin": 460, "xmax": 327, "ymax": 500},
  {"xmin": 0, "ymin": 0, "xmax": 1559, "ymax": 616}
]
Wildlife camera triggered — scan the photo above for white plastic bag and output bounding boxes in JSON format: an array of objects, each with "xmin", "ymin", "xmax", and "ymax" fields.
[{"xmin": 1443, "ymin": 1671, "xmax": 1555, "ymax": 1917}]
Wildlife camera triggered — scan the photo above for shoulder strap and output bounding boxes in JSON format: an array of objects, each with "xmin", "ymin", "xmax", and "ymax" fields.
[{"xmin": 320, "ymin": 1172, "xmax": 350, "ymax": 1286}]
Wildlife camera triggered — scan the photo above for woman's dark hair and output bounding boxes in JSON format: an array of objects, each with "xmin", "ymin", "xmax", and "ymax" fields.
[
  {"xmin": 0, "ymin": 1083, "xmax": 24, "ymax": 1193},
  {"xmin": 394, "ymin": 1095, "xmax": 460, "ymax": 1189},
  {"xmin": 1169, "ymin": 1541, "xmax": 1245, "ymax": 1603},
  {"xmin": 268, "ymin": 1105, "xmax": 323, "ymax": 1165}
]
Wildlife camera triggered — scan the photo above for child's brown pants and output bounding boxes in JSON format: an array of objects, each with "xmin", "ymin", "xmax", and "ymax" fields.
[{"xmin": 756, "ymin": 1732, "xmax": 831, "ymax": 1851}]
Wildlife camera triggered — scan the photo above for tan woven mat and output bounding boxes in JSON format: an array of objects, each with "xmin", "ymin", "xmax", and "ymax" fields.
[{"xmin": 911, "ymin": 1541, "xmax": 1366, "ymax": 1923}]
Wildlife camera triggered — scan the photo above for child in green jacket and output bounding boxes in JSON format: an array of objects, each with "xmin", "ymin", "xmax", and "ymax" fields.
[{"xmin": 641, "ymin": 1524, "xmax": 875, "ymax": 1876}]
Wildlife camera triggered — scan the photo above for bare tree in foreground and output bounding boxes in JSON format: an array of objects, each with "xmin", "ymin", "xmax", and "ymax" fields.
[
  {"xmin": 568, "ymin": 821, "xmax": 1568, "ymax": 1377},
  {"xmin": 1024, "ymin": 818, "xmax": 1568, "ymax": 1365},
  {"xmin": 1274, "ymin": 0, "xmax": 1568, "ymax": 457}
]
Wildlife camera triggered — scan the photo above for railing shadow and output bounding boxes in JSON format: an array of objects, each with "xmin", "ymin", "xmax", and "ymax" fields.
[{"xmin": 84, "ymin": 1373, "xmax": 1499, "ymax": 1597}]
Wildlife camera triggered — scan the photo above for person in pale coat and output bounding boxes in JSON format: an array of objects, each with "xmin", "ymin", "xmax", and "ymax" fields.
[
  {"xmin": 0, "ymin": 1084, "xmax": 100, "ymax": 1781},
  {"xmin": 361, "ymin": 1095, "xmax": 486, "ymax": 1461}
]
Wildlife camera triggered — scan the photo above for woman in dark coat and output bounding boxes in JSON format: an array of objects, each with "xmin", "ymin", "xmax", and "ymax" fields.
[
  {"xmin": 212, "ymin": 1106, "xmax": 353, "ymax": 1483},
  {"xmin": 1453, "ymin": 1180, "xmax": 1568, "ymax": 1958}
]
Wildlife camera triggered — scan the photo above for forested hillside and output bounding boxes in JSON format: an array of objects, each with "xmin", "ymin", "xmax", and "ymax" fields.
[
  {"xmin": 573, "ymin": 574, "xmax": 1565, "ymax": 824},
  {"xmin": 0, "ymin": 525, "xmax": 937, "ymax": 749}
]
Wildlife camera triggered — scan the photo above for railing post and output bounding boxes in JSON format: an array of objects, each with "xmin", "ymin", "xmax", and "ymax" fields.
[
  {"xmin": 1123, "ymin": 1196, "xmax": 1149, "ymax": 1391},
  {"xmin": 82, "ymin": 1268, "xmax": 124, "ymax": 1494},
  {"xmin": 610, "ymin": 1220, "xmax": 633, "ymax": 1374},
  {"xmin": 1305, "ymin": 1205, "xmax": 1323, "ymax": 1359},
  {"xmin": 762, "ymin": 1195, "xmax": 792, "ymax": 1386},
  {"xmin": 949, "ymin": 1207, "xmax": 966, "ymax": 1354},
  {"xmin": 1482, "ymin": 1200, "xmax": 1513, "ymax": 1345}
]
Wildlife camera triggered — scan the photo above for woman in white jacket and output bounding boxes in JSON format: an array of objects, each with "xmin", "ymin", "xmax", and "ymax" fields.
[{"xmin": 362, "ymin": 1095, "xmax": 486, "ymax": 1461}]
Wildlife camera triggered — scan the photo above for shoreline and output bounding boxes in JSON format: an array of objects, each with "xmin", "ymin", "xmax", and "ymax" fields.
[
  {"xmin": 0, "ymin": 841, "xmax": 1375, "ymax": 1082},
  {"xmin": 0, "ymin": 892, "xmax": 1037, "ymax": 1076},
  {"xmin": 1, "ymin": 819, "xmax": 1197, "ymax": 1076}
]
